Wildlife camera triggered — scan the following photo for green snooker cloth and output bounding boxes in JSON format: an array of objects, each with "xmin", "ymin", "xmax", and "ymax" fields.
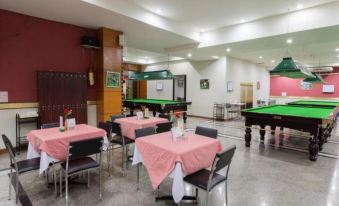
[
  {"xmin": 242, "ymin": 105, "xmax": 334, "ymax": 119},
  {"xmin": 124, "ymin": 98, "xmax": 183, "ymax": 105},
  {"xmin": 288, "ymin": 100, "xmax": 339, "ymax": 107}
]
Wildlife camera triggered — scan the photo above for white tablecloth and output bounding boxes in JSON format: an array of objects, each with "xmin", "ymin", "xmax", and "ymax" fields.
[
  {"xmin": 27, "ymin": 136, "xmax": 109, "ymax": 174},
  {"xmin": 132, "ymin": 145, "xmax": 185, "ymax": 203}
]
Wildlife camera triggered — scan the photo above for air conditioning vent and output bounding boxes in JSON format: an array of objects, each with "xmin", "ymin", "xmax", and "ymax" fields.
[{"xmin": 308, "ymin": 67, "xmax": 333, "ymax": 73}]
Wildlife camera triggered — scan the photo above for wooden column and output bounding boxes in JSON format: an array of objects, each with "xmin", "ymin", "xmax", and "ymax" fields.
[{"xmin": 97, "ymin": 28, "xmax": 123, "ymax": 123}]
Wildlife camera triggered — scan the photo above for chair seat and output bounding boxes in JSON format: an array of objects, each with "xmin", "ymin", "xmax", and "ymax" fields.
[
  {"xmin": 11, "ymin": 157, "xmax": 40, "ymax": 174},
  {"xmin": 61, "ymin": 157, "xmax": 99, "ymax": 175},
  {"xmin": 184, "ymin": 169, "xmax": 226, "ymax": 191},
  {"xmin": 111, "ymin": 136, "xmax": 135, "ymax": 145}
]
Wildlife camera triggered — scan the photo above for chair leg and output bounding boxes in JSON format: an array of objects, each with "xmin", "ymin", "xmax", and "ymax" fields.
[
  {"xmin": 225, "ymin": 181, "xmax": 228, "ymax": 206},
  {"xmin": 195, "ymin": 188, "xmax": 199, "ymax": 204},
  {"xmin": 60, "ymin": 170, "xmax": 62, "ymax": 197},
  {"xmin": 99, "ymin": 167, "xmax": 102, "ymax": 200},
  {"xmin": 126, "ymin": 145, "xmax": 129, "ymax": 169},
  {"xmin": 15, "ymin": 174, "xmax": 19, "ymax": 204},
  {"xmin": 206, "ymin": 191, "xmax": 209, "ymax": 206},
  {"xmin": 121, "ymin": 145, "xmax": 125, "ymax": 176},
  {"xmin": 53, "ymin": 167, "xmax": 57, "ymax": 197},
  {"xmin": 137, "ymin": 163, "xmax": 140, "ymax": 190},
  {"xmin": 8, "ymin": 168, "xmax": 12, "ymax": 200},
  {"xmin": 87, "ymin": 171, "xmax": 90, "ymax": 189},
  {"xmin": 65, "ymin": 174, "xmax": 68, "ymax": 205}
]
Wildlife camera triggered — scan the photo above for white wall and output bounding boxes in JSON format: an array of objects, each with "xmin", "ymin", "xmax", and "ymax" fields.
[
  {"xmin": 144, "ymin": 56, "xmax": 270, "ymax": 118},
  {"xmin": 0, "ymin": 105, "xmax": 97, "ymax": 149},
  {"xmin": 145, "ymin": 58, "xmax": 228, "ymax": 118},
  {"xmin": 226, "ymin": 57, "xmax": 270, "ymax": 107}
]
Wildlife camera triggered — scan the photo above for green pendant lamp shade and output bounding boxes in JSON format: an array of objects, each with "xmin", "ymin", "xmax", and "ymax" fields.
[
  {"xmin": 270, "ymin": 57, "xmax": 315, "ymax": 79},
  {"xmin": 303, "ymin": 73, "xmax": 324, "ymax": 84},
  {"xmin": 128, "ymin": 70, "xmax": 175, "ymax": 80}
]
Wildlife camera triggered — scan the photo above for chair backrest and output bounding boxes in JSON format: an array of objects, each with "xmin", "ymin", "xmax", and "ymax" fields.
[
  {"xmin": 111, "ymin": 114, "xmax": 125, "ymax": 122},
  {"xmin": 135, "ymin": 127, "xmax": 155, "ymax": 139},
  {"xmin": 68, "ymin": 137, "xmax": 103, "ymax": 160},
  {"xmin": 156, "ymin": 122, "xmax": 172, "ymax": 133},
  {"xmin": 207, "ymin": 145, "xmax": 236, "ymax": 191},
  {"xmin": 158, "ymin": 114, "xmax": 170, "ymax": 121},
  {"xmin": 195, "ymin": 126, "xmax": 218, "ymax": 139},
  {"xmin": 1, "ymin": 134, "xmax": 17, "ymax": 167},
  {"xmin": 98, "ymin": 122, "xmax": 111, "ymax": 137},
  {"xmin": 225, "ymin": 103, "xmax": 231, "ymax": 108},
  {"xmin": 107, "ymin": 122, "xmax": 122, "ymax": 136},
  {"xmin": 41, "ymin": 122, "xmax": 59, "ymax": 129}
]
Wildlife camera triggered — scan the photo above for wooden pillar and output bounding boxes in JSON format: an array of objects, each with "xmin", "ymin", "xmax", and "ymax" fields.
[{"xmin": 97, "ymin": 28, "xmax": 123, "ymax": 123}]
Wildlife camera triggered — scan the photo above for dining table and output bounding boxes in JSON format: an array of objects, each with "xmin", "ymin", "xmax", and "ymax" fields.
[
  {"xmin": 132, "ymin": 131, "xmax": 222, "ymax": 203},
  {"xmin": 114, "ymin": 116, "xmax": 168, "ymax": 139},
  {"xmin": 26, "ymin": 124, "xmax": 108, "ymax": 174}
]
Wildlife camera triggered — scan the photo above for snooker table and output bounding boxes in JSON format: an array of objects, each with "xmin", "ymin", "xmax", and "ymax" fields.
[
  {"xmin": 123, "ymin": 99, "xmax": 192, "ymax": 122},
  {"xmin": 287, "ymin": 100, "xmax": 339, "ymax": 108},
  {"xmin": 241, "ymin": 105, "xmax": 339, "ymax": 161}
]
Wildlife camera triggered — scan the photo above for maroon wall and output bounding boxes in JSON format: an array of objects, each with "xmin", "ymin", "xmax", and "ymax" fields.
[
  {"xmin": 0, "ymin": 9, "xmax": 97, "ymax": 102},
  {"xmin": 270, "ymin": 67, "xmax": 339, "ymax": 98}
]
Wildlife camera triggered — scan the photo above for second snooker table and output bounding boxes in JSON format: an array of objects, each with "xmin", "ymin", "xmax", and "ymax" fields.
[
  {"xmin": 287, "ymin": 100, "xmax": 339, "ymax": 108},
  {"xmin": 241, "ymin": 104, "xmax": 339, "ymax": 161},
  {"xmin": 123, "ymin": 98, "xmax": 192, "ymax": 122}
]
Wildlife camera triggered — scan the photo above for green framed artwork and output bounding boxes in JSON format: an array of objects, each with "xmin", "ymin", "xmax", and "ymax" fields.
[
  {"xmin": 200, "ymin": 79, "xmax": 209, "ymax": 89},
  {"xmin": 106, "ymin": 71, "xmax": 121, "ymax": 88}
]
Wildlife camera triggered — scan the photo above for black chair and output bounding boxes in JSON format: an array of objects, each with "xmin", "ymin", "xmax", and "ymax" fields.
[
  {"xmin": 2, "ymin": 134, "xmax": 41, "ymax": 204},
  {"xmin": 111, "ymin": 114, "xmax": 125, "ymax": 122},
  {"xmin": 195, "ymin": 126, "xmax": 218, "ymax": 139},
  {"xmin": 158, "ymin": 113, "xmax": 171, "ymax": 121},
  {"xmin": 184, "ymin": 145, "xmax": 236, "ymax": 206},
  {"xmin": 134, "ymin": 127, "xmax": 156, "ymax": 190},
  {"xmin": 60, "ymin": 137, "xmax": 103, "ymax": 204},
  {"xmin": 155, "ymin": 122, "xmax": 172, "ymax": 133},
  {"xmin": 108, "ymin": 121, "xmax": 135, "ymax": 176},
  {"xmin": 135, "ymin": 127, "xmax": 156, "ymax": 139},
  {"xmin": 41, "ymin": 122, "xmax": 59, "ymax": 129},
  {"xmin": 98, "ymin": 122, "xmax": 112, "ymax": 172}
]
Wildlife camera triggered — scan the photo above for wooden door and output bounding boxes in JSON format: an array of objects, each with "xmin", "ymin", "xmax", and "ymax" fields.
[{"xmin": 240, "ymin": 83, "xmax": 253, "ymax": 109}]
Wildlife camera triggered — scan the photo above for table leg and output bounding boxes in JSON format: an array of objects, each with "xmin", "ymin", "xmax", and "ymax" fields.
[
  {"xmin": 259, "ymin": 125, "xmax": 265, "ymax": 142},
  {"xmin": 183, "ymin": 112, "xmax": 187, "ymax": 123},
  {"xmin": 317, "ymin": 127, "xmax": 324, "ymax": 151},
  {"xmin": 245, "ymin": 127, "xmax": 251, "ymax": 147},
  {"xmin": 309, "ymin": 133, "xmax": 319, "ymax": 161},
  {"xmin": 153, "ymin": 110, "xmax": 157, "ymax": 117},
  {"xmin": 271, "ymin": 125, "xmax": 276, "ymax": 135}
]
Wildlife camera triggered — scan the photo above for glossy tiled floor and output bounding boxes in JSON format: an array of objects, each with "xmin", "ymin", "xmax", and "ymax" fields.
[{"xmin": 1, "ymin": 117, "xmax": 339, "ymax": 206}]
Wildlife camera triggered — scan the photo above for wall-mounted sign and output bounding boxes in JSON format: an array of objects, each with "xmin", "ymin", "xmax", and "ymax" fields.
[
  {"xmin": 227, "ymin": 81, "xmax": 233, "ymax": 92},
  {"xmin": 300, "ymin": 80, "xmax": 312, "ymax": 90},
  {"xmin": 156, "ymin": 81, "xmax": 163, "ymax": 91},
  {"xmin": 0, "ymin": 91, "xmax": 8, "ymax": 102}
]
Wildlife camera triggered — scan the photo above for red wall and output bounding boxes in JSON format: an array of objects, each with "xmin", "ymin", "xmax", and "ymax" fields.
[
  {"xmin": 0, "ymin": 9, "xmax": 97, "ymax": 102},
  {"xmin": 270, "ymin": 68, "xmax": 339, "ymax": 98}
]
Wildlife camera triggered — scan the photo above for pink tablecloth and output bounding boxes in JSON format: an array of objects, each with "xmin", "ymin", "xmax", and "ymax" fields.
[
  {"xmin": 27, "ymin": 124, "xmax": 106, "ymax": 160},
  {"xmin": 135, "ymin": 132, "xmax": 222, "ymax": 189},
  {"xmin": 115, "ymin": 116, "xmax": 168, "ymax": 139}
]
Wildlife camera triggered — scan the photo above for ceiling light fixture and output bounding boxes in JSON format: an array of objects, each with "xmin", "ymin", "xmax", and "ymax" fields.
[
  {"xmin": 259, "ymin": 56, "xmax": 263, "ymax": 59},
  {"xmin": 271, "ymin": 59, "xmax": 275, "ymax": 63},
  {"xmin": 336, "ymin": 48, "xmax": 339, "ymax": 52},
  {"xmin": 241, "ymin": 19, "xmax": 246, "ymax": 23},
  {"xmin": 286, "ymin": 38, "xmax": 293, "ymax": 44},
  {"xmin": 297, "ymin": 4, "xmax": 303, "ymax": 10},
  {"xmin": 226, "ymin": 48, "xmax": 231, "ymax": 52},
  {"xmin": 187, "ymin": 53, "xmax": 192, "ymax": 58},
  {"xmin": 211, "ymin": 56, "xmax": 219, "ymax": 59},
  {"xmin": 337, "ymin": 55, "xmax": 339, "ymax": 58}
]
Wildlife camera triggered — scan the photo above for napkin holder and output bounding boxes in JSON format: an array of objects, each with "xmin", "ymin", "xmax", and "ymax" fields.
[
  {"xmin": 171, "ymin": 127, "xmax": 183, "ymax": 141},
  {"xmin": 136, "ymin": 111, "xmax": 144, "ymax": 120},
  {"xmin": 67, "ymin": 118, "xmax": 76, "ymax": 129}
]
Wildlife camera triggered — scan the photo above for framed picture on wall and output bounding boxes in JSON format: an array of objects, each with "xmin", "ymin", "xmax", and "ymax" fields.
[
  {"xmin": 300, "ymin": 80, "xmax": 312, "ymax": 90},
  {"xmin": 200, "ymin": 79, "xmax": 209, "ymax": 89},
  {"xmin": 106, "ymin": 71, "xmax": 121, "ymax": 88},
  {"xmin": 227, "ymin": 81, "xmax": 233, "ymax": 92}
]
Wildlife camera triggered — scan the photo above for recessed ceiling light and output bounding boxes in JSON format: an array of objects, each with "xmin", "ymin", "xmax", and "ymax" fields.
[
  {"xmin": 226, "ymin": 48, "xmax": 231, "ymax": 52},
  {"xmin": 259, "ymin": 56, "xmax": 263, "ymax": 59},
  {"xmin": 144, "ymin": 56, "xmax": 149, "ymax": 59},
  {"xmin": 271, "ymin": 59, "xmax": 275, "ymax": 63},
  {"xmin": 297, "ymin": 4, "xmax": 303, "ymax": 9},
  {"xmin": 187, "ymin": 53, "xmax": 192, "ymax": 58},
  {"xmin": 241, "ymin": 19, "xmax": 246, "ymax": 23},
  {"xmin": 156, "ymin": 9, "xmax": 162, "ymax": 14},
  {"xmin": 337, "ymin": 55, "xmax": 339, "ymax": 58},
  {"xmin": 286, "ymin": 38, "xmax": 293, "ymax": 44},
  {"xmin": 211, "ymin": 56, "xmax": 219, "ymax": 59},
  {"xmin": 335, "ymin": 48, "xmax": 339, "ymax": 52}
]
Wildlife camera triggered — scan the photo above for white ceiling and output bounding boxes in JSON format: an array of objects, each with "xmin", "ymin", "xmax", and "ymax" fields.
[
  {"xmin": 128, "ymin": 0, "xmax": 335, "ymax": 32},
  {"xmin": 2, "ymin": 0, "xmax": 339, "ymax": 67}
]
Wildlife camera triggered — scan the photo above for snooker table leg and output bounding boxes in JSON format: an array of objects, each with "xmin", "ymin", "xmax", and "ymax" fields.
[
  {"xmin": 183, "ymin": 112, "xmax": 187, "ymax": 123},
  {"xmin": 245, "ymin": 127, "xmax": 252, "ymax": 147},
  {"xmin": 153, "ymin": 110, "xmax": 157, "ymax": 117},
  {"xmin": 317, "ymin": 127, "xmax": 324, "ymax": 151},
  {"xmin": 309, "ymin": 132, "xmax": 319, "ymax": 161},
  {"xmin": 271, "ymin": 125, "xmax": 276, "ymax": 135},
  {"xmin": 259, "ymin": 125, "xmax": 265, "ymax": 142}
]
